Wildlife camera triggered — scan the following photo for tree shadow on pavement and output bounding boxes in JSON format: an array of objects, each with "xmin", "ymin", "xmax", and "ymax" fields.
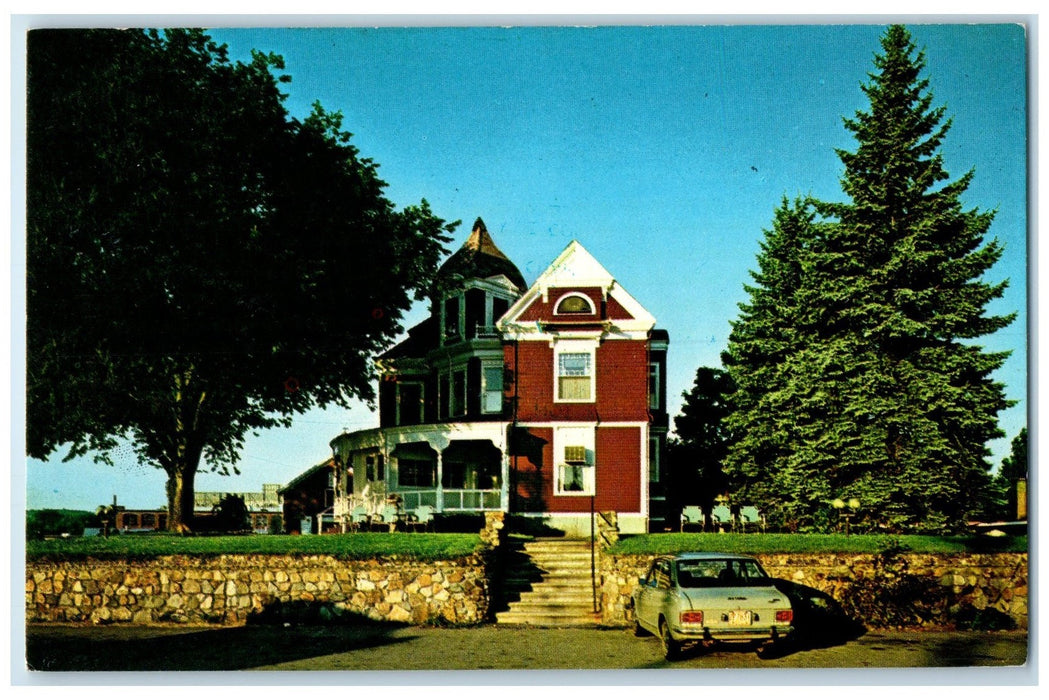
[
  {"xmin": 760, "ymin": 579, "xmax": 867, "ymax": 658},
  {"xmin": 27, "ymin": 609, "xmax": 414, "ymax": 672}
]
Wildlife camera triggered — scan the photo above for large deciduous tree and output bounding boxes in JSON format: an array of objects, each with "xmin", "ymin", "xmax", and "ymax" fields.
[
  {"xmin": 723, "ymin": 25, "xmax": 1014, "ymax": 533},
  {"xmin": 26, "ymin": 29, "xmax": 455, "ymax": 530}
]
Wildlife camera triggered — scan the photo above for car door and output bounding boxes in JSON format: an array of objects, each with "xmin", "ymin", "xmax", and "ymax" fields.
[
  {"xmin": 635, "ymin": 559, "xmax": 662, "ymax": 629},
  {"xmin": 651, "ymin": 558, "xmax": 676, "ymax": 625}
]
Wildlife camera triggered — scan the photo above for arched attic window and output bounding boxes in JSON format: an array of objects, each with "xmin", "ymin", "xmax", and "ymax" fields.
[{"xmin": 554, "ymin": 292, "xmax": 595, "ymax": 315}]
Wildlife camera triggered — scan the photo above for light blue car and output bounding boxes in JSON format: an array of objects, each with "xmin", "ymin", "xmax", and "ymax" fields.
[{"xmin": 632, "ymin": 552, "xmax": 794, "ymax": 660}]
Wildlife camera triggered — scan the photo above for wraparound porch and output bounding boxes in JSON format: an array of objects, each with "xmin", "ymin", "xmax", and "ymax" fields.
[{"xmin": 330, "ymin": 422, "xmax": 510, "ymax": 530}]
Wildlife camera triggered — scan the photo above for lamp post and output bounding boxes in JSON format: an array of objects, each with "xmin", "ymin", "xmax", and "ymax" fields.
[{"xmin": 832, "ymin": 498, "xmax": 860, "ymax": 535}]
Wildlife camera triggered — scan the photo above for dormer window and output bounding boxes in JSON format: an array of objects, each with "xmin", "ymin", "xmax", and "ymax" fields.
[{"xmin": 554, "ymin": 292, "xmax": 595, "ymax": 315}]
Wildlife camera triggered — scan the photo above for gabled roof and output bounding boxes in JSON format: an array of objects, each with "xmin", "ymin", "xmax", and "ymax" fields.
[
  {"xmin": 433, "ymin": 218, "xmax": 527, "ymax": 294},
  {"xmin": 498, "ymin": 240, "xmax": 656, "ymax": 335},
  {"xmin": 278, "ymin": 458, "xmax": 335, "ymax": 494}
]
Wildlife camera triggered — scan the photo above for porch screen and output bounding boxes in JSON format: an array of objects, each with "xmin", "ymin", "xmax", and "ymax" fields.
[{"xmin": 557, "ymin": 352, "xmax": 591, "ymax": 401}]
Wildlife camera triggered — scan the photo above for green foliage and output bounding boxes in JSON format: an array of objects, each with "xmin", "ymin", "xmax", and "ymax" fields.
[
  {"xmin": 26, "ymin": 533, "xmax": 484, "ymax": 561},
  {"xmin": 722, "ymin": 25, "xmax": 1014, "ymax": 533},
  {"xmin": 210, "ymin": 494, "xmax": 250, "ymax": 533},
  {"xmin": 666, "ymin": 367, "xmax": 734, "ymax": 513},
  {"xmin": 607, "ymin": 533, "xmax": 1027, "ymax": 556},
  {"xmin": 267, "ymin": 514, "xmax": 284, "ymax": 535},
  {"xmin": 26, "ymin": 29, "xmax": 455, "ymax": 529},
  {"xmin": 25, "ymin": 510, "xmax": 95, "ymax": 540},
  {"xmin": 1000, "ymin": 427, "xmax": 1028, "ymax": 481}
]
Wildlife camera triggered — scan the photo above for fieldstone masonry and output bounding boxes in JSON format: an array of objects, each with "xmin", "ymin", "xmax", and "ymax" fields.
[
  {"xmin": 599, "ymin": 552, "xmax": 1028, "ymax": 630},
  {"xmin": 26, "ymin": 554, "xmax": 490, "ymax": 626},
  {"xmin": 27, "ymin": 547, "xmax": 1026, "ymax": 630}
]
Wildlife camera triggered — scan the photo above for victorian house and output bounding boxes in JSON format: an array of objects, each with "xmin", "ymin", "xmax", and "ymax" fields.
[{"xmin": 329, "ymin": 218, "xmax": 669, "ymax": 535}]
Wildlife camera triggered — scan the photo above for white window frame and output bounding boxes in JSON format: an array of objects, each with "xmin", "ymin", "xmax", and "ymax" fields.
[
  {"xmin": 554, "ymin": 340, "xmax": 597, "ymax": 403},
  {"xmin": 481, "ymin": 361, "xmax": 504, "ymax": 414},
  {"xmin": 554, "ymin": 426, "xmax": 596, "ymax": 496},
  {"xmin": 553, "ymin": 291, "xmax": 596, "ymax": 315}
]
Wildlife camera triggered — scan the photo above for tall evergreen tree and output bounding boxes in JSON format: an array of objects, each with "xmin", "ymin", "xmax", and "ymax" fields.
[
  {"xmin": 722, "ymin": 198, "xmax": 828, "ymax": 528},
  {"xmin": 666, "ymin": 367, "xmax": 735, "ymax": 515},
  {"xmin": 725, "ymin": 25, "xmax": 1014, "ymax": 533}
]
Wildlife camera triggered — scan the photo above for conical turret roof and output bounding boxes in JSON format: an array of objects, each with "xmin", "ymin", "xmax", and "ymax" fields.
[{"xmin": 434, "ymin": 218, "xmax": 527, "ymax": 292}]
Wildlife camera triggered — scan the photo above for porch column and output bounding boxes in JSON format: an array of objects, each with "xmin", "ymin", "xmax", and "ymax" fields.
[
  {"xmin": 501, "ymin": 443, "xmax": 511, "ymax": 513},
  {"xmin": 435, "ymin": 451, "xmax": 444, "ymax": 511}
]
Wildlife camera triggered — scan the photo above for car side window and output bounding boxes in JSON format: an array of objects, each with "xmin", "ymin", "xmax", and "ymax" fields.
[
  {"xmin": 644, "ymin": 562, "xmax": 659, "ymax": 586},
  {"xmin": 654, "ymin": 560, "xmax": 672, "ymax": 589}
]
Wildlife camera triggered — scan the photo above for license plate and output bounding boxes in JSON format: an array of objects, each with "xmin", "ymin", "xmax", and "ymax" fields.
[{"xmin": 728, "ymin": 610, "xmax": 752, "ymax": 626}]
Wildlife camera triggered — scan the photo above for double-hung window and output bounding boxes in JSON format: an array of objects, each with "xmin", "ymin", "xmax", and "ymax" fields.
[
  {"xmin": 482, "ymin": 362, "xmax": 504, "ymax": 414},
  {"xmin": 555, "ymin": 427, "xmax": 595, "ymax": 496},
  {"xmin": 557, "ymin": 352, "xmax": 593, "ymax": 402}
]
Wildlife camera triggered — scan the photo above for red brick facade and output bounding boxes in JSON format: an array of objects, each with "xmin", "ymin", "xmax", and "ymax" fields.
[{"xmin": 330, "ymin": 229, "xmax": 668, "ymax": 534}]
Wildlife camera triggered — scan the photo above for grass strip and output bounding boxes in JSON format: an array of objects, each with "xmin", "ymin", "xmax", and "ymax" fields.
[
  {"xmin": 27, "ymin": 532, "xmax": 484, "ymax": 562},
  {"xmin": 606, "ymin": 533, "xmax": 1028, "ymax": 556}
]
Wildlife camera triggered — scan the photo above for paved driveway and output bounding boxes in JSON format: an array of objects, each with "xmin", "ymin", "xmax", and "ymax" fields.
[{"xmin": 23, "ymin": 623, "xmax": 1029, "ymax": 680}]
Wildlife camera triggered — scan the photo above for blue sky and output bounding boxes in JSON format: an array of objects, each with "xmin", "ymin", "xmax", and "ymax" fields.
[{"xmin": 22, "ymin": 23, "xmax": 1028, "ymax": 511}]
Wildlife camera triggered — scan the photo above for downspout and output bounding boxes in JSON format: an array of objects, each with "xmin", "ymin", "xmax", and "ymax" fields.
[{"xmin": 510, "ymin": 335, "xmax": 519, "ymax": 518}]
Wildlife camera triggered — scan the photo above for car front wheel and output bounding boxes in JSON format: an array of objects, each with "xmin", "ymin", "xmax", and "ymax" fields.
[{"xmin": 659, "ymin": 618, "xmax": 681, "ymax": 661}]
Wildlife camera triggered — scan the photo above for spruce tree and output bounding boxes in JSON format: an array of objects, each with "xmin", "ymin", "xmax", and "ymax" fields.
[
  {"xmin": 722, "ymin": 198, "xmax": 827, "ymax": 529},
  {"xmin": 725, "ymin": 25, "xmax": 1014, "ymax": 533}
]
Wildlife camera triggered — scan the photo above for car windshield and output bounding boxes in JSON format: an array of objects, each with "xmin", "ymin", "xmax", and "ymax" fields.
[{"xmin": 675, "ymin": 558, "xmax": 770, "ymax": 588}]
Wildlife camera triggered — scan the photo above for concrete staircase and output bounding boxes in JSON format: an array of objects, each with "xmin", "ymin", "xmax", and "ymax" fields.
[{"xmin": 495, "ymin": 538, "xmax": 602, "ymax": 627}]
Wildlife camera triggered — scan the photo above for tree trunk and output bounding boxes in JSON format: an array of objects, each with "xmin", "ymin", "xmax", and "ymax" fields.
[{"xmin": 165, "ymin": 439, "xmax": 204, "ymax": 532}]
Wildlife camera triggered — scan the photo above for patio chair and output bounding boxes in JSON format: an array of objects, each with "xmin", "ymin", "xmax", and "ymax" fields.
[
  {"xmin": 410, "ymin": 505, "xmax": 436, "ymax": 532},
  {"xmin": 348, "ymin": 505, "xmax": 369, "ymax": 533},
  {"xmin": 711, "ymin": 505, "xmax": 734, "ymax": 533},
  {"xmin": 739, "ymin": 506, "xmax": 766, "ymax": 533},
  {"xmin": 679, "ymin": 505, "xmax": 705, "ymax": 532},
  {"xmin": 374, "ymin": 503, "xmax": 401, "ymax": 532}
]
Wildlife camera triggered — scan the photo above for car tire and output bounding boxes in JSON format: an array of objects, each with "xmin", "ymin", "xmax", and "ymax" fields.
[
  {"xmin": 633, "ymin": 618, "xmax": 649, "ymax": 637},
  {"xmin": 659, "ymin": 618, "xmax": 681, "ymax": 661}
]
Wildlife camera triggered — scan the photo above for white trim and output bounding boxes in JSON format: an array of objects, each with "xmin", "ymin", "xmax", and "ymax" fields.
[
  {"xmin": 514, "ymin": 421, "xmax": 648, "ymax": 429},
  {"xmin": 498, "ymin": 240, "xmax": 657, "ymax": 336},
  {"xmin": 553, "ymin": 339, "xmax": 598, "ymax": 404},
  {"xmin": 552, "ymin": 290, "xmax": 596, "ymax": 315},
  {"xmin": 553, "ymin": 425, "xmax": 596, "ymax": 496},
  {"xmin": 640, "ymin": 422, "xmax": 650, "ymax": 516},
  {"xmin": 498, "ymin": 323, "xmax": 653, "ymax": 342},
  {"xmin": 480, "ymin": 359, "xmax": 504, "ymax": 415}
]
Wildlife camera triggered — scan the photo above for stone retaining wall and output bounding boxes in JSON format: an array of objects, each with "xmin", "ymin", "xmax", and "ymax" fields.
[
  {"xmin": 28, "ymin": 547, "xmax": 1027, "ymax": 631},
  {"xmin": 599, "ymin": 552, "xmax": 1028, "ymax": 630},
  {"xmin": 26, "ymin": 554, "xmax": 491, "ymax": 626}
]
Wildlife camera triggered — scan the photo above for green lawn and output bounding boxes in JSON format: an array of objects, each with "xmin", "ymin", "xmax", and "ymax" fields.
[
  {"xmin": 26, "ymin": 531, "xmax": 1026, "ymax": 562},
  {"xmin": 26, "ymin": 532, "xmax": 484, "ymax": 562},
  {"xmin": 607, "ymin": 533, "xmax": 1028, "ymax": 555}
]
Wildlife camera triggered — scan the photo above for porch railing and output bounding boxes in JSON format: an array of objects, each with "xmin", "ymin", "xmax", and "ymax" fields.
[{"xmin": 399, "ymin": 489, "xmax": 501, "ymax": 512}]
